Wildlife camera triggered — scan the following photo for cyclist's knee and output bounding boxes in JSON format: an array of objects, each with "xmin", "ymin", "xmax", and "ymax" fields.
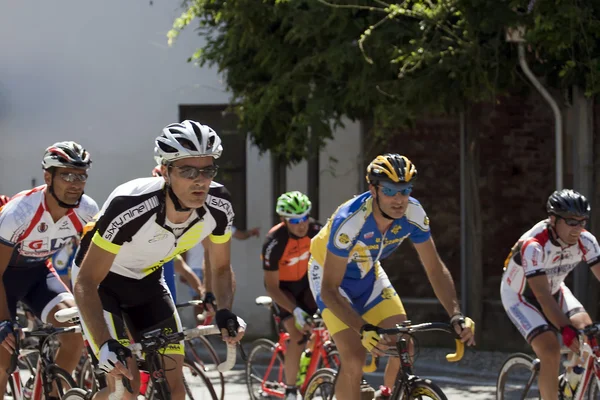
[{"xmin": 338, "ymin": 355, "xmax": 365, "ymax": 378}]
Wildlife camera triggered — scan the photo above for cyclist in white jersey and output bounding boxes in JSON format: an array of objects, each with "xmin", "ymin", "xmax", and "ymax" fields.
[
  {"xmin": 501, "ymin": 189, "xmax": 600, "ymax": 400},
  {"xmin": 0, "ymin": 142, "xmax": 98, "ymax": 399},
  {"xmin": 73, "ymin": 120, "xmax": 245, "ymax": 400}
]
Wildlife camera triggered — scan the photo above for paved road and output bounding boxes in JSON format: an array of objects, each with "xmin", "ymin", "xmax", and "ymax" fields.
[{"xmin": 190, "ymin": 367, "xmax": 497, "ymax": 399}]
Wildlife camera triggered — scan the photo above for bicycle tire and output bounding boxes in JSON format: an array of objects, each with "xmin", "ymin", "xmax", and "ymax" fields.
[
  {"xmin": 47, "ymin": 364, "xmax": 79, "ymax": 396},
  {"xmin": 496, "ymin": 352, "xmax": 540, "ymax": 400},
  {"xmin": 303, "ymin": 367, "xmax": 336, "ymax": 400},
  {"xmin": 395, "ymin": 378, "xmax": 447, "ymax": 400},
  {"xmin": 588, "ymin": 376, "xmax": 599, "ymax": 400},
  {"xmin": 186, "ymin": 335, "xmax": 225, "ymax": 400},
  {"xmin": 246, "ymin": 338, "xmax": 286, "ymax": 400},
  {"xmin": 77, "ymin": 355, "xmax": 99, "ymax": 393},
  {"xmin": 61, "ymin": 388, "xmax": 89, "ymax": 399},
  {"xmin": 181, "ymin": 359, "xmax": 219, "ymax": 400}
]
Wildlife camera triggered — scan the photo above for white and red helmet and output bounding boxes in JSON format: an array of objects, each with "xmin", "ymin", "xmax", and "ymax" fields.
[{"xmin": 42, "ymin": 141, "xmax": 91, "ymax": 170}]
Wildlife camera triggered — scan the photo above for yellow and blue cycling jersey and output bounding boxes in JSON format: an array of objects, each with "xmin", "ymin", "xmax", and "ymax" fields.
[{"xmin": 308, "ymin": 191, "xmax": 431, "ymax": 334}]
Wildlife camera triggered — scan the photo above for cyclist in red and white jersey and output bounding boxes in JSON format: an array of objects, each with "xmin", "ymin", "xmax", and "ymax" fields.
[
  {"xmin": 501, "ymin": 189, "xmax": 600, "ymax": 400},
  {"xmin": 0, "ymin": 141, "xmax": 98, "ymax": 398}
]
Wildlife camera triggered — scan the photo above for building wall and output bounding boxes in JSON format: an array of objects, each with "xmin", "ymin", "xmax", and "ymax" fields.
[{"xmin": 0, "ymin": 1, "xmax": 362, "ymax": 336}]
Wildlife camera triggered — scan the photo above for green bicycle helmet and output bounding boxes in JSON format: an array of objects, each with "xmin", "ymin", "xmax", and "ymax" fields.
[{"xmin": 276, "ymin": 191, "xmax": 312, "ymax": 218}]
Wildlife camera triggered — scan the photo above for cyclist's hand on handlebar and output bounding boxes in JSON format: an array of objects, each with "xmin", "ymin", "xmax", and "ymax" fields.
[
  {"xmin": 98, "ymin": 339, "xmax": 134, "ymax": 380},
  {"xmin": 450, "ymin": 314, "xmax": 476, "ymax": 346},
  {"xmin": 293, "ymin": 307, "xmax": 313, "ymax": 333},
  {"xmin": 216, "ymin": 309, "xmax": 246, "ymax": 344},
  {"xmin": 360, "ymin": 324, "xmax": 389, "ymax": 356},
  {"xmin": 561, "ymin": 325, "xmax": 580, "ymax": 354}
]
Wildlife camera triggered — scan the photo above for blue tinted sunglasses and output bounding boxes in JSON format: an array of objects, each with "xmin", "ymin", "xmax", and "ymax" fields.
[
  {"xmin": 381, "ymin": 185, "xmax": 413, "ymax": 197},
  {"xmin": 286, "ymin": 215, "xmax": 309, "ymax": 224}
]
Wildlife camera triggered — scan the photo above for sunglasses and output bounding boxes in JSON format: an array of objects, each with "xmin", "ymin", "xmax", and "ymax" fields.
[
  {"xmin": 59, "ymin": 172, "xmax": 88, "ymax": 183},
  {"xmin": 381, "ymin": 185, "xmax": 412, "ymax": 197},
  {"xmin": 561, "ymin": 216, "xmax": 587, "ymax": 227},
  {"xmin": 170, "ymin": 165, "xmax": 218, "ymax": 180},
  {"xmin": 286, "ymin": 215, "xmax": 309, "ymax": 224}
]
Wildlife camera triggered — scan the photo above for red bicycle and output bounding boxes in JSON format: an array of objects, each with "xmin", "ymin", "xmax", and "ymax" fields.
[{"xmin": 245, "ymin": 296, "xmax": 340, "ymax": 399}]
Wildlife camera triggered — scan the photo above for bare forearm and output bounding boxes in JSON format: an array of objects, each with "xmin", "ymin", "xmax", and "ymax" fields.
[
  {"xmin": 427, "ymin": 262, "xmax": 461, "ymax": 316},
  {"xmin": 266, "ymin": 286, "xmax": 297, "ymax": 313},
  {"xmin": 74, "ymin": 282, "xmax": 111, "ymax": 345},
  {"xmin": 538, "ymin": 298, "xmax": 571, "ymax": 329},
  {"xmin": 212, "ymin": 266, "xmax": 235, "ymax": 310},
  {"xmin": 0, "ymin": 280, "xmax": 11, "ymax": 321},
  {"xmin": 180, "ymin": 268, "xmax": 204, "ymax": 296},
  {"xmin": 321, "ymin": 288, "xmax": 365, "ymax": 332},
  {"xmin": 204, "ymin": 259, "xmax": 212, "ymax": 292}
]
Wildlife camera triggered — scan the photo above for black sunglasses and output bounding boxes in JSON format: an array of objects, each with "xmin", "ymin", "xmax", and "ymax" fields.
[
  {"xmin": 169, "ymin": 165, "xmax": 218, "ymax": 180},
  {"xmin": 560, "ymin": 216, "xmax": 587, "ymax": 227}
]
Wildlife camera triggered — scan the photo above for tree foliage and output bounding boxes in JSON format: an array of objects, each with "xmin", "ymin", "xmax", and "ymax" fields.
[{"xmin": 168, "ymin": 0, "xmax": 600, "ymax": 164}]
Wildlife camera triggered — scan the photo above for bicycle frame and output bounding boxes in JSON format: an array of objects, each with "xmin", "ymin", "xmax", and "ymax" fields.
[
  {"xmin": 9, "ymin": 329, "xmax": 67, "ymax": 400},
  {"xmin": 259, "ymin": 325, "xmax": 337, "ymax": 397},
  {"xmin": 567, "ymin": 335, "xmax": 600, "ymax": 400}
]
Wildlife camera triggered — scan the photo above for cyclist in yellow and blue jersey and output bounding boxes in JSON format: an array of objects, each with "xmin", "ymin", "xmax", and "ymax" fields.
[{"xmin": 308, "ymin": 154, "xmax": 476, "ymax": 400}]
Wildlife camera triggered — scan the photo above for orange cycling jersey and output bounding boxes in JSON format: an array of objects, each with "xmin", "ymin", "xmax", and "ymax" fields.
[{"xmin": 262, "ymin": 220, "xmax": 323, "ymax": 281}]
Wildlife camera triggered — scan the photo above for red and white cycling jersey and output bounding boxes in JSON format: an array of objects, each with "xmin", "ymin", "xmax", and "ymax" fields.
[
  {"xmin": 502, "ymin": 219, "xmax": 600, "ymax": 297},
  {"xmin": 0, "ymin": 185, "xmax": 98, "ymax": 266}
]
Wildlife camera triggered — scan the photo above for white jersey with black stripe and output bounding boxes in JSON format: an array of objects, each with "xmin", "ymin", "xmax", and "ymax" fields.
[{"xmin": 76, "ymin": 177, "xmax": 234, "ymax": 279}]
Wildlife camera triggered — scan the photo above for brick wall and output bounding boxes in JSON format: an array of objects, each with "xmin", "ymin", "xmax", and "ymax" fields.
[{"xmin": 376, "ymin": 93, "xmax": 559, "ymax": 349}]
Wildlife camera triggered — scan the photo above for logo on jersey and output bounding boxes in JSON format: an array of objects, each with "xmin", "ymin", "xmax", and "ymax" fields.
[
  {"xmin": 208, "ymin": 196, "xmax": 234, "ymax": 220},
  {"xmin": 103, "ymin": 196, "xmax": 160, "ymax": 241},
  {"xmin": 37, "ymin": 222, "xmax": 48, "ymax": 233},
  {"xmin": 364, "ymin": 231, "xmax": 374, "ymax": 240},
  {"xmin": 24, "ymin": 238, "xmax": 49, "ymax": 250},
  {"xmin": 263, "ymin": 239, "xmax": 278, "ymax": 266},
  {"xmin": 424, "ymin": 216, "xmax": 430, "ymax": 226},
  {"xmin": 391, "ymin": 225, "xmax": 401, "ymax": 235},
  {"xmin": 338, "ymin": 233, "xmax": 350, "ymax": 245},
  {"xmin": 149, "ymin": 232, "xmax": 169, "ymax": 243}
]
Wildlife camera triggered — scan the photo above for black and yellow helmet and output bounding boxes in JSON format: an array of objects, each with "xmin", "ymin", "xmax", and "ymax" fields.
[{"xmin": 366, "ymin": 154, "xmax": 417, "ymax": 189}]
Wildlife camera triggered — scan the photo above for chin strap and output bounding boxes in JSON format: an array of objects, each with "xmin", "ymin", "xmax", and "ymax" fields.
[
  {"xmin": 374, "ymin": 190, "xmax": 395, "ymax": 220},
  {"xmin": 167, "ymin": 185, "xmax": 191, "ymax": 212},
  {"xmin": 49, "ymin": 171, "xmax": 81, "ymax": 209}
]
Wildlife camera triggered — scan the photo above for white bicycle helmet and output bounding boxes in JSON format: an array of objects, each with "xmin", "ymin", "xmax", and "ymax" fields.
[
  {"xmin": 42, "ymin": 141, "xmax": 91, "ymax": 170},
  {"xmin": 154, "ymin": 120, "xmax": 223, "ymax": 165}
]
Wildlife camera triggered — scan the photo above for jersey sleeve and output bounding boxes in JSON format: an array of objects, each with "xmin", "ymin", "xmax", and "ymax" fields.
[
  {"xmin": 77, "ymin": 195, "xmax": 100, "ymax": 226},
  {"xmin": 0, "ymin": 196, "xmax": 35, "ymax": 246},
  {"xmin": 262, "ymin": 231, "xmax": 286, "ymax": 271},
  {"xmin": 206, "ymin": 185, "xmax": 234, "ymax": 244},
  {"xmin": 580, "ymin": 232, "xmax": 600, "ymax": 267},
  {"xmin": 406, "ymin": 200, "xmax": 431, "ymax": 244},
  {"xmin": 326, "ymin": 213, "xmax": 361, "ymax": 258},
  {"xmin": 91, "ymin": 191, "xmax": 161, "ymax": 255},
  {"xmin": 521, "ymin": 239, "xmax": 546, "ymax": 278}
]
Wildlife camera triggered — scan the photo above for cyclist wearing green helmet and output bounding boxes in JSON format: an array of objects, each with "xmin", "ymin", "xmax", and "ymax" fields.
[{"xmin": 261, "ymin": 191, "xmax": 323, "ymax": 400}]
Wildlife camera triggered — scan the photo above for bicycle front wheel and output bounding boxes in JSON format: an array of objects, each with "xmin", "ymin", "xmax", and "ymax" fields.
[
  {"xmin": 186, "ymin": 335, "xmax": 225, "ymax": 400},
  {"xmin": 396, "ymin": 378, "xmax": 447, "ymax": 400},
  {"xmin": 496, "ymin": 353, "xmax": 540, "ymax": 400},
  {"xmin": 246, "ymin": 338, "xmax": 286, "ymax": 399},
  {"xmin": 182, "ymin": 359, "xmax": 219, "ymax": 400},
  {"xmin": 48, "ymin": 364, "xmax": 79, "ymax": 396},
  {"xmin": 61, "ymin": 388, "xmax": 89, "ymax": 399},
  {"xmin": 303, "ymin": 367, "xmax": 336, "ymax": 400}
]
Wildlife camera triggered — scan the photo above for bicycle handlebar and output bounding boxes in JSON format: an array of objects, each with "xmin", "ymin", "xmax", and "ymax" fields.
[
  {"xmin": 376, "ymin": 322, "xmax": 465, "ymax": 363},
  {"xmin": 110, "ymin": 325, "xmax": 237, "ymax": 399}
]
